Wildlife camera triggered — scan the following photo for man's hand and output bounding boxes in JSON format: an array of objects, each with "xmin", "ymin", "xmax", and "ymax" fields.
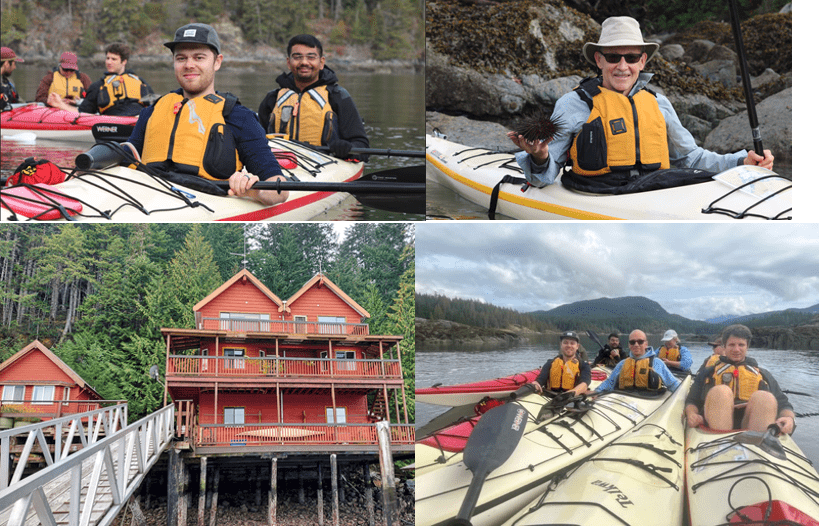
[
  {"xmin": 743, "ymin": 149, "xmax": 774, "ymax": 171},
  {"xmin": 228, "ymin": 171, "xmax": 288, "ymax": 206},
  {"xmin": 531, "ymin": 381, "xmax": 543, "ymax": 395},
  {"xmin": 507, "ymin": 131, "xmax": 551, "ymax": 165},
  {"xmin": 775, "ymin": 414, "xmax": 795, "ymax": 435},
  {"xmin": 328, "ymin": 138, "xmax": 352, "ymax": 159}
]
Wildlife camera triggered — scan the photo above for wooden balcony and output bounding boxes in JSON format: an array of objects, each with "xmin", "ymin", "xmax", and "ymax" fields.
[
  {"xmin": 193, "ymin": 422, "xmax": 415, "ymax": 453},
  {"xmin": 0, "ymin": 400, "xmax": 127, "ymax": 424},
  {"xmin": 199, "ymin": 318, "xmax": 369, "ymax": 336},
  {"xmin": 166, "ymin": 355, "xmax": 402, "ymax": 381}
]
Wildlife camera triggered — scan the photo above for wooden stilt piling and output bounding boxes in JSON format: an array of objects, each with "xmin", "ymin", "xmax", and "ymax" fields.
[
  {"xmin": 363, "ymin": 463, "xmax": 374, "ymax": 526},
  {"xmin": 267, "ymin": 457, "xmax": 278, "ymax": 526},
  {"xmin": 167, "ymin": 449, "xmax": 180, "ymax": 526},
  {"xmin": 331, "ymin": 454, "xmax": 339, "ymax": 526},
  {"xmin": 298, "ymin": 464, "xmax": 305, "ymax": 504},
  {"xmin": 198, "ymin": 457, "xmax": 207, "ymax": 526},
  {"xmin": 317, "ymin": 463, "xmax": 324, "ymax": 526},
  {"xmin": 376, "ymin": 421, "xmax": 399, "ymax": 526},
  {"xmin": 209, "ymin": 465, "xmax": 220, "ymax": 526}
]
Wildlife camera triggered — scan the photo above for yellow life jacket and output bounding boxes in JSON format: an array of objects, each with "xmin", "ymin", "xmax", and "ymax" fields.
[
  {"xmin": 704, "ymin": 354, "xmax": 721, "ymax": 368},
  {"xmin": 548, "ymin": 357, "xmax": 581, "ymax": 391},
  {"xmin": 97, "ymin": 73, "xmax": 147, "ymax": 113},
  {"xmin": 570, "ymin": 78, "xmax": 670, "ymax": 176},
  {"xmin": 269, "ymin": 85, "xmax": 335, "ymax": 145},
  {"xmin": 658, "ymin": 345, "xmax": 681, "ymax": 361},
  {"xmin": 709, "ymin": 362, "xmax": 766, "ymax": 403},
  {"xmin": 142, "ymin": 92, "xmax": 242, "ymax": 180},
  {"xmin": 48, "ymin": 71, "xmax": 85, "ymax": 100},
  {"xmin": 618, "ymin": 356, "xmax": 663, "ymax": 391}
]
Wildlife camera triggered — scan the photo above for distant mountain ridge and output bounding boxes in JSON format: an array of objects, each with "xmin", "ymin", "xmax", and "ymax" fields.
[{"xmin": 707, "ymin": 303, "xmax": 819, "ymax": 324}]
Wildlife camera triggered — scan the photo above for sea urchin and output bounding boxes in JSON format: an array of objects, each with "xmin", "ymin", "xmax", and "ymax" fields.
[{"xmin": 513, "ymin": 110, "xmax": 564, "ymax": 143}]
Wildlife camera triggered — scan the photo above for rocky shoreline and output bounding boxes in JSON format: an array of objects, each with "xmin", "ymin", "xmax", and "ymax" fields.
[{"xmin": 426, "ymin": 1, "xmax": 791, "ymax": 160}]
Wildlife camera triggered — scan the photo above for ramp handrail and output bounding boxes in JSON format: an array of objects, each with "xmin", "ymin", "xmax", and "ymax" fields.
[
  {"xmin": 1, "ymin": 403, "xmax": 128, "ymax": 490},
  {"xmin": 0, "ymin": 404, "xmax": 174, "ymax": 526}
]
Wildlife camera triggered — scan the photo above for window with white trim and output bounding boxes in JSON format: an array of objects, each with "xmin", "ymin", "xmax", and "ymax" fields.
[
  {"xmin": 2, "ymin": 385, "xmax": 24, "ymax": 402},
  {"xmin": 224, "ymin": 348, "xmax": 245, "ymax": 369},
  {"xmin": 32, "ymin": 385, "xmax": 55, "ymax": 404},
  {"xmin": 224, "ymin": 407, "xmax": 245, "ymax": 425},
  {"xmin": 321, "ymin": 350, "xmax": 356, "ymax": 371},
  {"xmin": 326, "ymin": 407, "xmax": 347, "ymax": 424},
  {"xmin": 293, "ymin": 315, "xmax": 308, "ymax": 333},
  {"xmin": 318, "ymin": 316, "xmax": 345, "ymax": 334},
  {"xmin": 219, "ymin": 312, "xmax": 270, "ymax": 331}
]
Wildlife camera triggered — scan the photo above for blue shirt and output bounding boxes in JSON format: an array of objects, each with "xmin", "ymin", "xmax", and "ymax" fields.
[
  {"xmin": 516, "ymin": 73, "xmax": 747, "ymax": 187},
  {"xmin": 595, "ymin": 346, "xmax": 681, "ymax": 393},
  {"xmin": 128, "ymin": 89, "xmax": 283, "ymax": 181}
]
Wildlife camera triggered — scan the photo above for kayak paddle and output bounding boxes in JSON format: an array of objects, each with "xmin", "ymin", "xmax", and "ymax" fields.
[
  {"xmin": 91, "ymin": 123, "xmax": 135, "ymax": 143},
  {"xmin": 728, "ymin": 0, "xmax": 764, "ymax": 157},
  {"xmin": 449, "ymin": 401, "xmax": 529, "ymax": 526}
]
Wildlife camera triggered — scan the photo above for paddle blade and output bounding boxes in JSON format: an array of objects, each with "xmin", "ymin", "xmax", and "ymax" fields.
[
  {"xmin": 92, "ymin": 123, "xmax": 135, "ymax": 143},
  {"xmin": 463, "ymin": 402, "xmax": 528, "ymax": 473},
  {"xmin": 452, "ymin": 402, "xmax": 529, "ymax": 525}
]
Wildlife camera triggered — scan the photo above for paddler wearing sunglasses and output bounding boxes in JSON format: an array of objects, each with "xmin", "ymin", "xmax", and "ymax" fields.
[
  {"xmin": 508, "ymin": 16, "xmax": 774, "ymax": 191},
  {"xmin": 593, "ymin": 330, "xmax": 681, "ymax": 394}
]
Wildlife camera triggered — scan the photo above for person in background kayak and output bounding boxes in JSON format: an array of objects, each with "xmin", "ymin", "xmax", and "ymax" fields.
[
  {"xmin": 657, "ymin": 329, "xmax": 692, "ymax": 373},
  {"xmin": 257, "ymin": 34, "xmax": 369, "ymax": 161},
  {"xmin": 47, "ymin": 42, "xmax": 154, "ymax": 116},
  {"xmin": 531, "ymin": 331, "xmax": 591, "ymax": 396},
  {"xmin": 694, "ymin": 334, "xmax": 726, "ymax": 373},
  {"xmin": 0, "ymin": 47, "xmax": 25, "ymax": 110},
  {"xmin": 35, "ymin": 52, "xmax": 92, "ymax": 106},
  {"xmin": 684, "ymin": 324, "xmax": 795, "ymax": 434},
  {"xmin": 594, "ymin": 329, "xmax": 681, "ymax": 393},
  {"xmin": 592, "ymin": 332, "xmax": 629, "ymax": 367},
  {"xmin": 126, "ymin": 23, "xmax": 288, "ymax": 206},
  {"xmin": 508, "ymin": 16, "xmax": 775, "ymax": 190}
]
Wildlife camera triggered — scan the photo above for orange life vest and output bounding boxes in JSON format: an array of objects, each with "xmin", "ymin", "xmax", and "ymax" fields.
[
  {"xmin": 48, "ymin": 70, "xmax": 86, "ymax": 100},
  {"xmin": 548, "ymin": 357, "xmax": 581, "ymax": 391},
  {"xmin": 708, "ymin": 362, "xmax": 766, "ymax": 403},
  {"xmin": 618, "ymin": 356, "xmax": 663, "ymax": 391}
]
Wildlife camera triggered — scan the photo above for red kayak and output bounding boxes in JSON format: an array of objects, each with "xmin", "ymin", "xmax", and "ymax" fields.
[
  {"xmin": 416, "ymin": 368, "xmax": 542, "ymax": 407},
  {"xmin": 0, "ymin": 103, "xmax": 136, "ymax": 142}
]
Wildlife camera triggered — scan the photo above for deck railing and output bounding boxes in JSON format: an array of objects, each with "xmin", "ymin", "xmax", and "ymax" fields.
[
  {"xmin": 0, "ymin": 399, "xmax": 127, "ymax": 423},
  {"xmin": 196, "ymin": 422, "xmax": 414, "ymax": 448},
  {"xmin": 167, "ymin": 355, "xmax": 402, "ymax": 379},
  {"xmin": 200, "ymin": 318, "xmax": 369, "ymax": 336}
]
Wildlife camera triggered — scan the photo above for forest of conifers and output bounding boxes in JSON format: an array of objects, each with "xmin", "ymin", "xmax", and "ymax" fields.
[{"xmin": 0, "ymin": 223, "xmax": 415, "ymax": 422}]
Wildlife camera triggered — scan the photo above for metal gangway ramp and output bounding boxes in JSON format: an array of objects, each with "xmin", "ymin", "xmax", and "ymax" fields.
[{"xmin": 0, "ymin": 404, "xmax": 174, "ymax": 526}]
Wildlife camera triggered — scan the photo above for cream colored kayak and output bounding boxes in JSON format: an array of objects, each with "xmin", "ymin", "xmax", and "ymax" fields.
[
  {"xmin": 416, "ymin": 387, "xmax": 677, "ymax": 526},
  {"xmin": 1, "ymin": 138, "xmax": 363, "ymax": 221},
  {"xmin": 426, "ymin": 134, "xmax": 791, "ymax": 220},
  {"xmin": 415, "ymin": 367, "xmax": 610, "ymax": 477},
  {"xmin": 500, "ymin": 377, "xmax": 692, "ymax": 526},
  {"xmin": 686, "ymin": 422, "xmax": 819, "ymax": 525}
]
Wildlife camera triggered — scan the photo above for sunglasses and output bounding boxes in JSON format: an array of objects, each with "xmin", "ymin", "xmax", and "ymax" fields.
[
  {"xmin": 600, "ymin": 52, "xmax": 643, "ymax": 64},
  {"xmin": 628, "ymin": 339, "xmax": 646, "ymax": 346}
]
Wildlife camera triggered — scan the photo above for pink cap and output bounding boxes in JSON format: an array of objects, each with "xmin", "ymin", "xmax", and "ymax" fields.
[
  {"xmin": 1, "ymin": 47, "xmax": 24, "ymax": 62},
  {"xmin": 59, "ymin": 51, "xmax": 78, "ymax": 70}
]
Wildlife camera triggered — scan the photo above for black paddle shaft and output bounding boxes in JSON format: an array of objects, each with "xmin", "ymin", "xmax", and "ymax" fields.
[
  {"xmin": 728, "ymin": 0, "xmax": 764, "ymax": 156},
  {"xmin": 450, "ymin": 402, "xmax": 529, "ymax": 526}
]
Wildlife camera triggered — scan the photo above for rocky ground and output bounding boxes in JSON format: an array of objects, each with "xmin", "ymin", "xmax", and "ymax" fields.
[{"xmin": 426, "ymin": 1, "xmax": 792, "ymax": 160}]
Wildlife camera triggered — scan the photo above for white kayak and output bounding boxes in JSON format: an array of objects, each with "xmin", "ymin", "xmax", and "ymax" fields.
[
  {"xmin": 1, "ymin": 138, "xmax": 363, "ymax": 221},
  {"xmin": 500, "ymin": 377, "xmax": 691, "ymax": 526},
  {"xmin": 426, "ymin": 134, "xmax": 792, "ymax": 220},
  {"xmin": 686, "ymin": 424, "xmax": 819, "ymax": 526},
  {"xmin": 416, "ymin": 387, "xmax": 677, "ymax": 526}
]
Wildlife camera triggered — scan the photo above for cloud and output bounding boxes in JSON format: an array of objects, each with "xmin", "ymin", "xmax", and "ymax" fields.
[{"xmin": 416, "ymin": 224, "xmax": 819, "ymax": 320}]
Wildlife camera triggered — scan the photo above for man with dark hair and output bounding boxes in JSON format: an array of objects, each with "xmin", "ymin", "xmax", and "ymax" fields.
[
  {"xmin": 684, "ymin": 324, "xmax": 794, "ymax": 434},
  {"xmin": 48, "ymin": 42, "xmax": 154, "ymax": 116},
  {"xmin": 530, "ymin": 331, "xmax": 592, "ymax": 396},
  {"xmin": 592, "ymin": 332, "xmax": 629, "ymax": 367},
  {"xmin": 35, "ymin": 51, "xmax": 92, "ymax": 106},
  {"xmin": 1, "ymin": 46, "xmax": 25, "ymax": 110},
  {"xmin": 258, "ymin": 34, "xmax": 369, "ymax": 160},
  {"xmin": 126, "ymin": 23, "xmax": 288, "ymax": 206}
]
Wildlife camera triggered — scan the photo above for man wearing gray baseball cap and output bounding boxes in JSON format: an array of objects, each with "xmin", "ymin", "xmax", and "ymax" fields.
[
  {"xmin": 125, "ymin": 23, "xmax": 289, "ymax": 206},
  {"xmin": 507, "ymin": 16, "xmax": 774, "ymax": 193}
]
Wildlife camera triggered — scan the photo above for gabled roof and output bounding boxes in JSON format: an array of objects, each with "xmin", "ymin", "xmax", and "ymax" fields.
[
  {"xmin": 193, "ymin": 268, "xmax": 284, "ymax": 312},
  {"xmin": 0, "ymin": 340, "xmax": 103, "ymax": 398},
  {"xmin": 284, "ymin": 273, "xmax": 371, "ymax": 318}
]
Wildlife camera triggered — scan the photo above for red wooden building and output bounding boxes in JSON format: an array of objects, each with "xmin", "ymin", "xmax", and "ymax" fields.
[
  {"xmin": 0, "ymin": 340, "xmax": 106, "ymax": 423},
  {"xmin": 162, "ymin": 269, "xmax": 413, "ymax": 454}
]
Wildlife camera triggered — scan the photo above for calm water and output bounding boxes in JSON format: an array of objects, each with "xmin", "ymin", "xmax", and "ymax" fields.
[
  {"xmin": 1, "ymin": 62, "xmax": 424, "ymax": 221},
  {"xmin": 417, "ymin": 337, "xmax": 819, "ymax": 463}
]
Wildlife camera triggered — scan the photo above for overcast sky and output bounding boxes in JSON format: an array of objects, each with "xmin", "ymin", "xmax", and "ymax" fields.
[{"xmin": 415, "ymin": 223, "xmax": 819, "ymax": 321}]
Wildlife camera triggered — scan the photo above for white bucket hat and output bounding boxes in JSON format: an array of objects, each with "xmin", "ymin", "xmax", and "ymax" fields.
[
  {"xmin": 582, "ymin": 16, "xmax": 659, "ymax": 66},
  {"xmin": 661, "ymin": 329, "xmax": 678, "ymax": 342}
]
